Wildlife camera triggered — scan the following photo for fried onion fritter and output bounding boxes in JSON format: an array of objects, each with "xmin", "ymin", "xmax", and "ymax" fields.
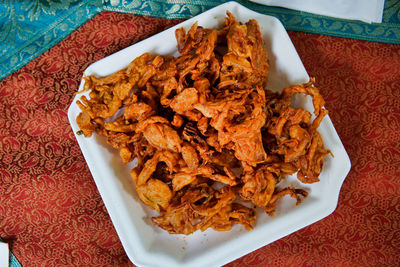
[{"xmin": 76, "ymin": 12, "xmax": 331, "ymax": 235}]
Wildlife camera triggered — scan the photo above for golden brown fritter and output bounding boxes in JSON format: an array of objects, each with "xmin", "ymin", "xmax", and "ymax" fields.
[{"xmin": 76, "ymin": 12, "xmax": 330, "ymax": 235}]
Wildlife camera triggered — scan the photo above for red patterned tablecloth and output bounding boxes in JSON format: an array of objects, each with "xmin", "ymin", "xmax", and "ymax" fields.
[{"xmin": 0, "ymin": 12, "xmax": 399, "ymax": 266}]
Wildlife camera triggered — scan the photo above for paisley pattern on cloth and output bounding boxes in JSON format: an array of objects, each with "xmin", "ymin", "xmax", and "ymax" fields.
[
  {"xmin": 1, "ymin": 11, "xmax": 400, "ymax": 266},
  {"xmin": 1, "ymin": 0, "xmax": 400, "ymax": 81}
]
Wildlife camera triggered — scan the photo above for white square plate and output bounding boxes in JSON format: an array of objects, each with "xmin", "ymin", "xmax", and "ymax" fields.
[{"xmin": 67, "ymin": 2, "xmax": 351, "ymax": 266}]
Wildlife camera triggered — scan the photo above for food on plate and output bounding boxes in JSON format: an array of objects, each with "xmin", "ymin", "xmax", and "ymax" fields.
[{"xmin": 76, "ymin": 11, "xmax": 331, "ymax": 235}]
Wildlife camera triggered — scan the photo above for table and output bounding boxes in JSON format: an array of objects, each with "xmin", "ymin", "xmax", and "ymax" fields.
[{"xmin": 1, "ymin": 2, "xmax": 399, "ymax": 267}]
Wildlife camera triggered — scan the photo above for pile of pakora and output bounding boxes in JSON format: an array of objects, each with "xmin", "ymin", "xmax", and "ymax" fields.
[{"xmin": 76, "ymin": 12, "xmax": 331, "ymax": 235}]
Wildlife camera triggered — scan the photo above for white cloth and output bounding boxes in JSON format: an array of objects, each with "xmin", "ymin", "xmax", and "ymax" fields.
[
  {"xmin": 249, "ymin": 0, "xmax": 385, "ymax": 23},
  {"xmin": 0, "ymin": 242, "xmax": 8, "ymax": 267}
]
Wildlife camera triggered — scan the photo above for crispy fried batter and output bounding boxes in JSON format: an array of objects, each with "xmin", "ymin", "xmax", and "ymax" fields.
[{"xmin": 76, "ymin": 12, "xmax": 331, "ymax": 235}]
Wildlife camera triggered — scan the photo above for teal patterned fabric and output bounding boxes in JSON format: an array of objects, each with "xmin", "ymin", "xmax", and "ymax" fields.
[
  {"xmin": 9, "ymin": 251, "xmax": 21, "ymax": 267},
  {"xmin": 0, "ymin": 0, "xmax": 102, "ymax": 82},
  {"xmin": 0, "ymin": 0, "xmax": 399, "ymax": 82}
]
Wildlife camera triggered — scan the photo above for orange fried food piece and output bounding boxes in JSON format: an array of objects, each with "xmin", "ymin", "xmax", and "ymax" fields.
[
  {"xmin": 181, "ymin": 142, "xmax": 199, "ymax": 170},
  {"xmin": 240, "ymin": 165, "xmax": 278, "ymax": 207},
  {"xmin": 198, "ymin": 203, "xmax": 255, "ymax": 232},
  {"xmin": 265, "ymin": 188, "xmax": 308, "ymax": 216},
  {"xmin": 76, "ymin": 12, "xmax": 331, "ymax": 235},
  {"xmin": 76, "ymin": 110, "xmax": 96, "ymax": 137},
  {"xmin": 136, "ymin": 178, "xmax": 172, "ymax": 212},
  {"xmin": 169, "ymin": 87, "xmax": 199, "ymax": 114},
  {"xmin": 124, "ymin": 102, "xmax": 155, "ymax": 121},
  {"xmin": 295, "ymin": 132, "xmax": 332, "ymax": 183},
  {"xmin": 152, "ymin": 184, "xmax": 255, "ymax": 234},
  {"xmin": 221, "ymin": 18, "xmax": 269, "ymax": 89},
  {"xmin": 136, "ymin": 116, "xmax": 183, "ymax": 153},
  {"xmin": 266, "ymin": 80, "xmax": 330, "ymax": 184},
  {"xmin": 131, "ymin": 150, "xmax": 179, "ymax": 185},
  {"xmin": 193, "ymin": 86, "xmax": 268, "ymax": 165},
  {"xmin": 281, "ymin": 78, "xmax": 325, "ymax": 117}
]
